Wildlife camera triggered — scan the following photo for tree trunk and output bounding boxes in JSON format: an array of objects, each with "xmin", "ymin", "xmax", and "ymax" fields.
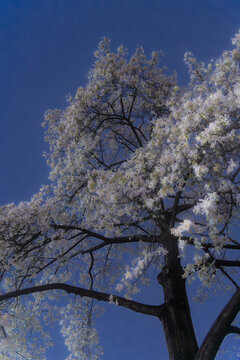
[{"xmin": 158, "ymin": 234, "xmax": 198, "ymax": 360}]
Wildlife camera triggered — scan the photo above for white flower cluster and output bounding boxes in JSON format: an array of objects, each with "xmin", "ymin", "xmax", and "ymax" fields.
[
  {"xmin": 184, "ymin": 253, "xmax": 216, "ymax": 287},
  {"xmin": 0, "ymin": 31, "xmax": 240, "ymax": 358},
  {"xmin": 171, "ymin": 219, "xmax": 193, "ymax": 237},
  {"xmin": 60, "ymin": 299, "xmax": 103, "ymax": 360},
  {"xmin": 193, "ymin": 192, "xmax": 219, "ymax": 219},
  {"xmin": 116, "ymin": 247, "xmax": 167, "ymax": 296}
]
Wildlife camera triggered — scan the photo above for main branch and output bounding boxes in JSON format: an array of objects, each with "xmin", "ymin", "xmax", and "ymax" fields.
[
  {"xmin": 0, "ymin": 283, "xmax": 164, "ymax": 317},
  {"xmin": 195, "ymin": 288, "xmax": 240, "ymax": 360}
]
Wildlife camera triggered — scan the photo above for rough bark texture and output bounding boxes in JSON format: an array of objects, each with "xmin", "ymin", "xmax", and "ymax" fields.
[{"xmin": 158, "ymin": 234, "xmax": 199, "ymax": 360}]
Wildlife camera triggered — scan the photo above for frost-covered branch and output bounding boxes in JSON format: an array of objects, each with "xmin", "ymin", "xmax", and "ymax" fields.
[{"xmin": 1, "ymin": 32, "xmax": 240, "ymax": 359}]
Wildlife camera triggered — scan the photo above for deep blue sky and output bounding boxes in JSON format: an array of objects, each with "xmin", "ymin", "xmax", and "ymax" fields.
[{"xmin": 1, "ymin": 1, "xmax": 240, "ymax": 359}]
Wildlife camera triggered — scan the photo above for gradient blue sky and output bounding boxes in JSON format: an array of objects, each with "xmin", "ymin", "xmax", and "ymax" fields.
[{"xmin": 1, "ymin": 1, "xmax": 240, "ymax": 359}]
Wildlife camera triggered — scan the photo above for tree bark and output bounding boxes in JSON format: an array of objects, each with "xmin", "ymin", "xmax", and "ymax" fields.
[
  {"xmin": 0, "ymin": 282, "xmax": 163, "ymax": 317},
  {"xmin": 195, "ymin": 288, "xmax": 240, "ymax": 360},
  {"xmin": 158, "ymin": 234, "xmax": 198, "ymax": 360}
]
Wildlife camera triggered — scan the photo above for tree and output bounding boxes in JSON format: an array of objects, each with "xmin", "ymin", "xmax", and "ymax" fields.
[{"xmin": 0, "ymin": 34, "xmax": 240, "ymax": 360}]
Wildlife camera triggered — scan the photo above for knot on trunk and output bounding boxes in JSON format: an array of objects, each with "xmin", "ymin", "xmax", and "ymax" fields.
[{"xmin": 157, "ymin": 266, "xmax": 185, "ymax": 285}]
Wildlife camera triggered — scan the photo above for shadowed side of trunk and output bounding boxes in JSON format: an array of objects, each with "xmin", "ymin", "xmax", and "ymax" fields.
[{"xmin": 158, "ymin": 234, "xmax": 198, "ymax": 360}]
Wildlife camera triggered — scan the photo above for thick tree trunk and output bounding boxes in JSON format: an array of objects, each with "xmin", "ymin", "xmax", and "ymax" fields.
[{"xmin": 158, "ymin": 234, "xmax": 198, "ymax": 360}]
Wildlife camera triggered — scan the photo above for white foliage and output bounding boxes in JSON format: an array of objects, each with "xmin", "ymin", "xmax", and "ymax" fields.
[{"xmin": 0, "ymin": 32, "xmax": 240, "ymax": 358}]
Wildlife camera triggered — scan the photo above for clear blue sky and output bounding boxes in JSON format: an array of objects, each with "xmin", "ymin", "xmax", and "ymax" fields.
[{"xmin": 1, "ymin": 1, "xmax": 240, "ymax": 359}]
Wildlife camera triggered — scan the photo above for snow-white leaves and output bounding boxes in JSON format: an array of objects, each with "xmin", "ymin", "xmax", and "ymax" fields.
[
  {"xmin": 115, "ymin": 247, "xmax": 167, "ymax": 297},
  {"xmin": 109, "ymin": 294, "xmax": 119, "ymax": 306},
  {"xmin": 193, "ymin": 192, "xmax": 219, "ymax": 219},
  {"xmin": 60, "ymin": 298, "xmax": 103, "ymax": 360},
  {"xmin": 0, "ymin": 31, "xmax": 240, "ymax": 359},
  {"xmin": 227, "ymin": 159, "xmax": 238, "ymax": 175},
  {"xmin": 171, "ymin": 219, "xmax": 193, "ymax": 237}
]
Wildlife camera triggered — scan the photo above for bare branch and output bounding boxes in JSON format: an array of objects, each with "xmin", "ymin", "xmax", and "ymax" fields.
[
  {"xmin": 195, "ymin": 288, "xmax": 240, "ymax": 360},
  {"xmin": 215, "ymin": 260, "xmax": 240, "ymax": 267},
  {"xmin": 228, "ymin": 325, "xmax": 240, "ymax": 335},
  {"xmin": 0, "ymin": 283, "xmax": 165, "ymax": 318}
]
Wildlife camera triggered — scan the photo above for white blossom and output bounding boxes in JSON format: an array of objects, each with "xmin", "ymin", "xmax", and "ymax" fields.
[{"xmin": 0, "ymin": 31, "xmax": 240, "ymax": 358}]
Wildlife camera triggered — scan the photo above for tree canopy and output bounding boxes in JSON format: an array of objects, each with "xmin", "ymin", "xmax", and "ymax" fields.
[{"xmin": 0, "ymin": 34, "xmax": 240, "ymax": 359}]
